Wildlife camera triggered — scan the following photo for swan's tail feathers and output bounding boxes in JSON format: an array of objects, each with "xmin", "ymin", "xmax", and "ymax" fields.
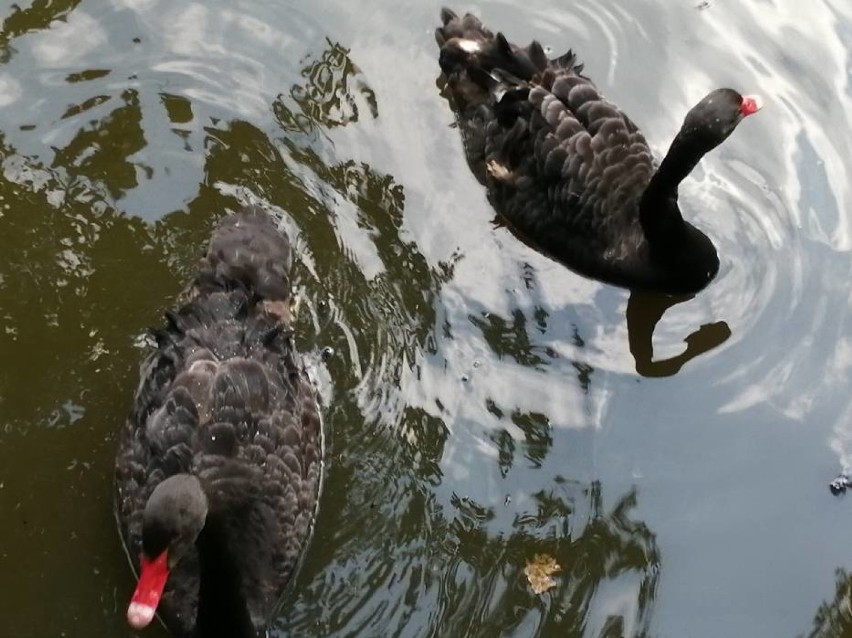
[
  {"xmin": 437, "ymin": 8, "xmax": 548, "ymax": 107},
  {"xmin": 435, "ymin": 8, "xmax": 493, "ymax": 48},
  {"xmin": 551, "ymin": 49, "xmax": 584, "ymax": 75},
  {"xmin": 195, "ymin": 206, "xmax": 292, "ymax": 302}
]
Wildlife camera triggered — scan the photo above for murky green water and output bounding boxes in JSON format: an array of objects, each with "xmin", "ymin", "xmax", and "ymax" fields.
[{"xmin": 1, "ymin": 0, "xmax": 851, "ymax": 636}]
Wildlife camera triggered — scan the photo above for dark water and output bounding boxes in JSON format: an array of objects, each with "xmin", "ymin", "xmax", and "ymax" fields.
[{"xmin": 0, "ymin": 0, "xmax": 851, "ymax": 636}]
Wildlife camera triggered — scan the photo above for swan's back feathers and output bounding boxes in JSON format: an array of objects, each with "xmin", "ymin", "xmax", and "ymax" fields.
[
  {"xmin": 437, "ymin": 8, "xmax": 660, "ymax": 282},
  {"xmin": 492, "ymin": 66, "xmax": 656, "ymax": 246},
  {"xmin": 195, "ymin": 209, "xmax": 292, "ymax": 301},
  {"xmin": 115, "ymin": 208, "xmax": 322, "ymax": 637}
]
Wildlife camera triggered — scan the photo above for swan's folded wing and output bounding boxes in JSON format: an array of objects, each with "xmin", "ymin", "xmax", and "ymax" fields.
[
  {"xmin": 488, "ymin": 60, "xmax": 656, "ymax": 246},
  {"xmin": 266, "ymin": 369, "xmax": 323, "ymax": 601}
]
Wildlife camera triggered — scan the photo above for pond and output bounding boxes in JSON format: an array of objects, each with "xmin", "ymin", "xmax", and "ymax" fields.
[{"xmin": 0, "ymin": 0, "xmax": 850, "ymax": 636}]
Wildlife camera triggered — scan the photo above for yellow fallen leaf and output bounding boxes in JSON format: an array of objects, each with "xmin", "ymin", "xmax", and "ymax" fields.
[{"xmin": 524, "ymin": 553, "xmax": 561, "ymax": 594}]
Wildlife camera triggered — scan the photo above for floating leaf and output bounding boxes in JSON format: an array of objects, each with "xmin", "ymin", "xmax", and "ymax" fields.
[{"xmin": 524, "ymin": 553, "xmax": 561, "ymax": 594}]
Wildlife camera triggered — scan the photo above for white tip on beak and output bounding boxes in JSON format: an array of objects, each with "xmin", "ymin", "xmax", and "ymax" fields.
[{"xmin": 127, "ymin": 602, "xmax": 157, "ymax": 630}]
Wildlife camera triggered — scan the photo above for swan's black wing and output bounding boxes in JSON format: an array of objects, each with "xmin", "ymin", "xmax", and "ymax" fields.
[
  {"xmin": 488, "ymin": 58, "xmax": 656, "ymax": 257},
  {"xmin": 437, "ymin": 8, "xmax": 657, "ymax": 279},
  {"xmin": 436, "ymin": 8, "xmax": 549, "ymax": 183},
  {"xmin": 115, "ymin": 210, "xmax": 323, "ymax": 637}
]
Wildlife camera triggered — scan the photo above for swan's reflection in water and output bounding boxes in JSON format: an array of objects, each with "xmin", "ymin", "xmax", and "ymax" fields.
[{"xmin": 626, "ymin": 291, "xmax": 731, "ymax": 378}]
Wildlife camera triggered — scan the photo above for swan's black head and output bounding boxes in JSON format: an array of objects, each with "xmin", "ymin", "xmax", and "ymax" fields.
[
  {"xmin": 141, "ymin": 474, "xmax": 208, "ymax": 562},
  {"xmin": 678, "ymin": 88, "xmax": 762, "ymax": 154},
  {"xmin": 127, "ymin": 474, "xmax": 208, "ymax": 631}
]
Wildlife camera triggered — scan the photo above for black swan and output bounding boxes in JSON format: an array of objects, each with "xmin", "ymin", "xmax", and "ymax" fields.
[
  {"xmin": 114, "ymin": 208, "xmax": 324, "ymax": 637},
  {"xmin": 436, "ymin": 8, "xmax": 762, "ymax": 293}
]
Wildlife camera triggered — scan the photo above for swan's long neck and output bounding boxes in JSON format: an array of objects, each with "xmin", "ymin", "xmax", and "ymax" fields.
[
  {"xmin": 639, "ymin": 130, "xmax": 706, "ymax": 248},
  {"xmin": 195, "ymin": 512, "xmax": 256, "ymax": 638}
]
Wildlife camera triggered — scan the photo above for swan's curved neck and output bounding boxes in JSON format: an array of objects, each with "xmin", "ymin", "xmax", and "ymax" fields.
[
  {"xmin": 195, "ymin": 512, "xmax": 256, "ymax": 638},
  {"xmin": 639, "ymin": 131, "xmax": 706, "ymax": 246}
]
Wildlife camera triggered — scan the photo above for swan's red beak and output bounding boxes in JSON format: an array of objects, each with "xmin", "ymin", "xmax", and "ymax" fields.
[
  {"xmin": 127, "ymin": 551, "xmax": 169, "ymax": 630},
  {"xmin": 740, "ymin": 94, "xmax": 762, "ymax": 117}
]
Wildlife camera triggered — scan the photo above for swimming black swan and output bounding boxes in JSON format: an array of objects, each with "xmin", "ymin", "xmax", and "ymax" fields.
[
  {"xmin": 114, "ymin": 208, "xmax": 323, "ymax": 637},
  {"xmin": 436, "ymin": 8, "xmax": 762, "ymax": 294}
]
